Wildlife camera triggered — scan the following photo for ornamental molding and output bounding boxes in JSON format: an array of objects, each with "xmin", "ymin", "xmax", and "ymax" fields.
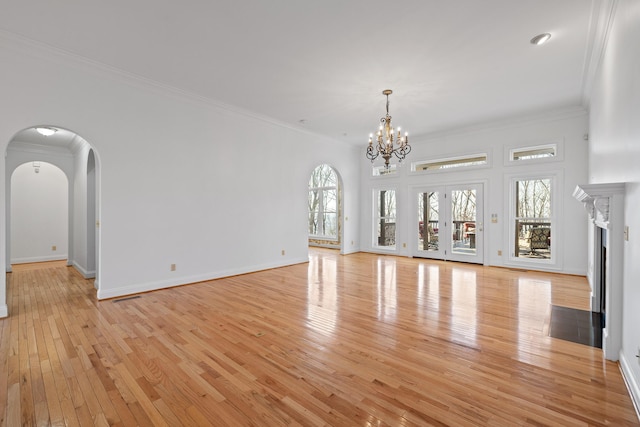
[{"xmin": 572, "ymin": 183, "xmax": 625, "ymax": 225}]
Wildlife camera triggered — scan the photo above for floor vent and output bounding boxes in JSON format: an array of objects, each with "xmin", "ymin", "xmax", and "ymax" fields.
[{"xmin": 113, "ymin": 295, "xmax": 141, "ymax": 303}]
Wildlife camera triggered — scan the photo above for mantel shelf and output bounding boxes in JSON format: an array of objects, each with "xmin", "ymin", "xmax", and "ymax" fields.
[{"xmin": 572, "ymin": 183, "xmax": 625, "ymax": 226}]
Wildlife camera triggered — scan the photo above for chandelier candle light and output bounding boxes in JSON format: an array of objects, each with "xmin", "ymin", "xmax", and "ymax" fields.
[{"xmin": 366, "ymin": 89, "xmax": 411, "ymax": 169}]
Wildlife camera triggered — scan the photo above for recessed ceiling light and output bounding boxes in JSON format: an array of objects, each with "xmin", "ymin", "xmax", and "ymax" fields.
[
  {"xmin": 35, "ymin": 127, "xmax": 57, "ymax": 136},
  {"xmin": 530, "ymin": 33, "xmax": 551, "ymax": 45}
]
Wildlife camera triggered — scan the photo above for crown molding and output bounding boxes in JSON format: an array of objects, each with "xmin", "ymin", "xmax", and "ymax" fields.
[
  {"xmin": 0, "ymin": 30, "xmax": 336, "ymax": 144},
  {"xmin": 416, "ymin": 105, "xmax": 588, "ymax": 143}
]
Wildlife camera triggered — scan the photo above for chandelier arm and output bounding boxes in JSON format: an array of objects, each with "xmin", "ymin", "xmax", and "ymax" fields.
[
  {"xmin": 366, "ymin": 145, "xmax": 380, "ymax": 162},
  {"xmin": 392, "ymin": 144, "xmax": 412, "ymax": 160}
]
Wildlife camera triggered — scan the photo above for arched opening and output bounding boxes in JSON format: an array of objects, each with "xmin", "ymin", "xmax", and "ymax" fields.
[
  {"xmin": 10, "ymin": 162, "xmax": 69, "ymax": 264},
  {"xmin": 86, "ymin": 150, "xmax": 97, "ymax": 283},
  {"xmin": 308, "ymin": 164, "xmax": 343, "ymax": 250},
  {"xmin": 4, "ymin": 125, "xmax": 100, "ymax": 293}
]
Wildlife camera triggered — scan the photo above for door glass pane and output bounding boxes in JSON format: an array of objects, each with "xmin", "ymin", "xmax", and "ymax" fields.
[
  {"xmin": 514, "ymin": 179, "xmax": 551, "ymax": 259},
  {"xmin": 418, "ymin": 191, "xmax": 439, "ymax": 251},
  {"xmin": 451, "ymin": 189, "xmax": 477, "ymax": 255},
  {"xmin": 376, "ymin": 190, "xmax": 396, "ymax": 248}
]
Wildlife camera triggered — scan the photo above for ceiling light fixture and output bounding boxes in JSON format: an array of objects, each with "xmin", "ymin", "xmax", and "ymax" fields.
[
  {"xmin": 35, "ymin": 127, "xmax": 57, "ymax": 137},
  {"xmin": 366, "ymin": 89, "xmax": 411, "ymax": 169},
  {"xmin": 530, "ymin": 33, "xmax": 551, "ymax": 45}
]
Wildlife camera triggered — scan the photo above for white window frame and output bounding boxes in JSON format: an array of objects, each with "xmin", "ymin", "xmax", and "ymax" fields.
[
  {"xmin": 505, "ymin": 141, "xmax": 564, "ymax": 165},
  {"xmin": 373, "ymin": 188, "xmax": 397, "ymax": 250},
  {"xmin": 505, "ymin": 171, "xmax": 563, "ymax": 270},
  {"xmin": 411, "ymin": 152, "xmax": 489, "ymax": 174},
  {"xmin": 371, "ymin": 164, "xmax": 398, "ymax": 177},
  {"xmin": 308, "ymin": 166, "xmax": 338, "ymax": 241}
]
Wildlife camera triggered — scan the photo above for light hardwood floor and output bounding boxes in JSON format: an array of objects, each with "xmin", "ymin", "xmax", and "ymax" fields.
[{"xmin": 1, "ymin": 250, "xmax": 638, "ymax": 426}]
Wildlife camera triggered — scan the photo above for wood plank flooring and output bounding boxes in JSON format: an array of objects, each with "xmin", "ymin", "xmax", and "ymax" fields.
[{"xmin": 1, "ymin": 251, "xmax": 638, "ymax": 426}]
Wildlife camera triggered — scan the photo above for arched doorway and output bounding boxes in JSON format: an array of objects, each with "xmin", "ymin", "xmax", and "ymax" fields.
[
  {"xmin": 5, "ymin": 125, "xmax": 100, "ymax": 290},
  {"xmin": 86, "ymin": 149, "xmax": 98, "ymax": 286}
]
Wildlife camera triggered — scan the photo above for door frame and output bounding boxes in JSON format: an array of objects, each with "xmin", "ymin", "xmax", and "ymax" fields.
[{"xmin": 410, "ymin": 180, "xmax": 486, "ymax": 264}]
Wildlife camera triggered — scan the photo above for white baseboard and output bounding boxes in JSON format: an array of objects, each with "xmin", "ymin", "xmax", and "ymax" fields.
[
  {"xmin": 619, "ymin": 351, "xmax": 640, "ymax": 421},
  {"xmin": 71, "ymin": 262, "xmax": 96, "ymax": 279},
  {"xmin": 0, "ymin": 304, "xmax": 7, "ymax": 318},
  {"xmin": 96, "ymin": 257, "xmax": 309, "ymax": 300},
  {"xmin": 11, "ymin": 255, "xmax": 68, "ymax": 264},
  {"xmin": 341, "ymin": 247, "xmax": 361, "ymax": 255}
]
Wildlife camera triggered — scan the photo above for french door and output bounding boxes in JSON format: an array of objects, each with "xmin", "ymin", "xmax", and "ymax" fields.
[{"xmin": 413, "ymin": 183, "xmax": 484, "ymax": 263}]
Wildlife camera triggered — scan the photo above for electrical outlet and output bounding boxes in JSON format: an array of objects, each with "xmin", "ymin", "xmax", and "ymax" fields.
[
  {"xmin": 402, "ymin": 243, "xmax": 407, "ymax": 248},
  {"xmin": 281, "ymin": 249, "xmax": 285, "ymax": 256},
  {"xmin": 170, "ymin": 264, "xmax": 176, "ymax": 271},
  {"xmin": 497, "ymin": 250, "xmax": 502, "ymax": 256},
  {"xmin": 51, "ymin": 245, "xmax": 57, "ymax": 251}
]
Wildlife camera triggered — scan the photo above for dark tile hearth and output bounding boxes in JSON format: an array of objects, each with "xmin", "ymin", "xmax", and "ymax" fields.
[{"xmin": 549, "ymin": 305, "xmax": 602, "ymax": 348}]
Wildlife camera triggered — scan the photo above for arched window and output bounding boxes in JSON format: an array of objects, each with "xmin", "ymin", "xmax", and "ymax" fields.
[{"xmin": 308, "ymin": 164, "xmax": 338, "ymax": 239}]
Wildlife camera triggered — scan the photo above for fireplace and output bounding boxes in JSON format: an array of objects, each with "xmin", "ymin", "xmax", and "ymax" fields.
[{"xmin": 573, "ymin": 183, "xmax": 625, "ymax": 361}]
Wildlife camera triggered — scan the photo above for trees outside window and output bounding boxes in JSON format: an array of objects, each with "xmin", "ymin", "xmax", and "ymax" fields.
[
  {"xmin": 375, "ymin": 189, "xmax": 396, "ymax": 248},
  {"xmin": 308, "ymin": 165, "xmax": 338, "ymax": 239},
  {"xmin": 418, "ymin": 191, "xmax": 439, "ymax": 251},
  {"xmin": 513, "ymin": 178, "xmax": 552, "ymax": 259}
]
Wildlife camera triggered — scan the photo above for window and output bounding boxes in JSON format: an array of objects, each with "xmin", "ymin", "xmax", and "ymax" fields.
[
  {"xmin": 372, "ymin": 164, "xmax": 397, "ymax": 176},
  {"xmin": 510, "ymin": 144, "xmax": 556, "ymax": 161},
  {"xmin": 412, "ymin": 153, "xmax": 488, "ymax": 172},
  {"xmin": 512, "ymin": 178, "xmax": 552, "ymax": 260},
  {"xmin": 417, "ymin": 191, "xmax": 439, "ymax": 251},
  {"xmin": 308, "ymin": 165, "xmax": 338, "ymax": 239},
  {"xmin": 375, "ymin": 189, "xmax": 396, "ymax": 248}
]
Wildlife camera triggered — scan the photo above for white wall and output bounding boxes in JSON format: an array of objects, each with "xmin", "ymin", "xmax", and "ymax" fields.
[
  {"xmin": 588, "ymin": 0, "xmax": 640, "ymax": 410},
  {"xmin": 359, "ymin": 109, "xmax": 589, "ymax": 275},
  {"xmin": 71, "ymin": 143, "xmax": 93, "ymax": 277},
  {"xmin": 4, "ymin": 143, "xmax": 75, "ymax": 277},
  {"xmin": 10, "ymin": 162, "xmax": 68, "ymax": 263},
  {"xmin": 0, "ymin": 33, "xmax": 360, "ymax": 312}
]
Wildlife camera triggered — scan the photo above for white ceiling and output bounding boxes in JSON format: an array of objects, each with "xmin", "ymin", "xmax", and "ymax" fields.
[{"xmin": 1, "ymin": 1, "xmax": 603, "ymax": 146}]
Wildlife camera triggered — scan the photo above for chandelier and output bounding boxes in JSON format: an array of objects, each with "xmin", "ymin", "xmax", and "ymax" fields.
[{"xmin": 366, "ymin": 89, "xmax": 410, "ymax": 169}]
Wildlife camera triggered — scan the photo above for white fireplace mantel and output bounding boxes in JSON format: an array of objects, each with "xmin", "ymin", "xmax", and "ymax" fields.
[
  {"xmin": 572, "ymin": 183, "xmax": 625, "ymax": 228},
  {"xmin": 573, "ymin": 182, "xmax": 625, "ymax": 362}
]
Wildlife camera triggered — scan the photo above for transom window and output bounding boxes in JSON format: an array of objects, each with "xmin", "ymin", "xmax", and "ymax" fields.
[
  {"xmin": 372, "ymin": 164, "xmax": 397, "ymax": 176},
  {"xmin": 510, "ymin": 144, "xmax": 556, "ymax": 161},
  {"xmin": 308, "ymin": 165, "xmax": 338, "ymax": 239},
  {"xmin": 412, "ymin": 153, "xmax": 488, "ymax": 172}
]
